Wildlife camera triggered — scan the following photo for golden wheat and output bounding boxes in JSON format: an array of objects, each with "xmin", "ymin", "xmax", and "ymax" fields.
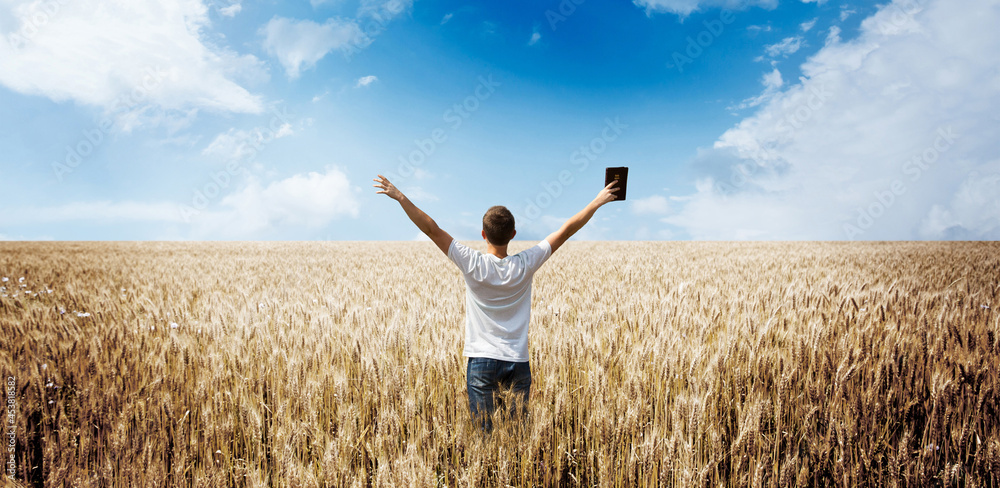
[{"xmin": 1, "ymin": 241, "xmax": 998, "ymax": 487}]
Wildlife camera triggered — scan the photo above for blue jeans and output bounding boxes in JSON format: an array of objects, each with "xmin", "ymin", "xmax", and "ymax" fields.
[{"xmin": 466, "ymin": 357, "xmax": 531, "ymax": 432}]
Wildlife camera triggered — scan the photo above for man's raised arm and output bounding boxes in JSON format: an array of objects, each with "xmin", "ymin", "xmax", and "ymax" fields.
[
  {"xmin": 544, "ymin": 180, "xmax": 619, "ymax": 254},
  {"xmin": 374, "ymin": 174, "xmax": 453, "ymax": 255}
]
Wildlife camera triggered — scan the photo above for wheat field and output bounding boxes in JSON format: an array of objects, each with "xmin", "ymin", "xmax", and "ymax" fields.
[{"xmin": 1, "ymin": 241, "xmax": 998, "ymax": 487}]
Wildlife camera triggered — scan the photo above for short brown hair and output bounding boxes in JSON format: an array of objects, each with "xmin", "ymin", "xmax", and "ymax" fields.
[{"xmin": 483, "ymin": 206, "xmax": 515, "ymax": 246}]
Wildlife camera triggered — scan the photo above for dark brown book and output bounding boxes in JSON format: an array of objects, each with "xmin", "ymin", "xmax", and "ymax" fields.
[{"xmin": 605, "ymin": 167, "xmax": 628, "ymax": 201}]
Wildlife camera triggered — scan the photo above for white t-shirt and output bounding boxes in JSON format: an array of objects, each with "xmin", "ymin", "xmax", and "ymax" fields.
[{"xmin": 447, "ymin": 239, "xmax": 552, "ymax": 362}]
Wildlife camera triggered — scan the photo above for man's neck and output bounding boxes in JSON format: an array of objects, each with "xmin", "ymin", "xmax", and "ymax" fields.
[{"xmin": 486, "ymin": 243, "xmax": 508, "ymax": 259}]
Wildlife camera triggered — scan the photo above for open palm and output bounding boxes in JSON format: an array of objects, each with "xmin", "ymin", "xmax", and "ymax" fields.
[{"xmin": 373, "ymin": 174, "xmax": 404, "ymax": 201}]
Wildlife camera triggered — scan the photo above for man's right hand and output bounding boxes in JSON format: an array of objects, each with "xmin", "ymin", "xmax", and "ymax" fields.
[
  {"xmin": 545, "ymin": 180, "xmax": 620, "ymax": 254},
  {"xmin": 593, "ymin": 180, "xmax": 620, "ymax": 207}
]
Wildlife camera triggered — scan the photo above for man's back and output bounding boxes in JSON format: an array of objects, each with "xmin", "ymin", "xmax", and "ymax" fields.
[
  {"xmin": 374, "ymin": 174, "xmax": 619, "ymax": 431},
  {"xmin": 447, "ymin": 239, "xmax": 552, "ymax": 362}
]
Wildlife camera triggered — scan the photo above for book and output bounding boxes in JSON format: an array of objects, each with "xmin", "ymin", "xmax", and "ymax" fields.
[{"xmin": 605, "ymin": 167, "xmax": 628, "ymax": 201}]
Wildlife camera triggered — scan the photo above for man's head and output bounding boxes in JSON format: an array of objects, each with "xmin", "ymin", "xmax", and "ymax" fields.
[{"xmin": 482, "ymin": 205, "xmax": 516, "ymax": 246}]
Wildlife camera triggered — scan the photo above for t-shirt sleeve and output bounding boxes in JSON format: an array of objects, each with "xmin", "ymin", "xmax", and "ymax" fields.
[
  {"xmin": 520, "ymin": 239, "xmax": 552, "ymax": 274},
  {"xmin": 448, "ymin": 240, "xmax": 477, "ymax": 273}
]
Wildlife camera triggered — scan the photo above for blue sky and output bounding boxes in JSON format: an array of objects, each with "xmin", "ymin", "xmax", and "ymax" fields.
[{"xmin": 1, "ymin": 0, "xmax": 997, "ymax": 241}]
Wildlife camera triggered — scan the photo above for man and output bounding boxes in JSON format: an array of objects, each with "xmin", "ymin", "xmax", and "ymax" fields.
[{"xmin": 373, "ymin": 174, "xmax": 619, "ymax": 431}]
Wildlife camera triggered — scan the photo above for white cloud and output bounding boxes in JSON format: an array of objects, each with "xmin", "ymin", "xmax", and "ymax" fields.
[
  {"xmin": 0, "ymin": 168, "xmax": 360, "ymax": 238},
  {"xmin": 219, "ymin": 3, "xmax": 242, "ymax": 17},
  {"xmin": 731, "ymin": 68, "xmax": 783, "ymax": 110},
  {"xmin": 919, "ymin": 169, "xmax": 1000, "ymax": 239},
  {"xmin": 357, "ymin": 0, "xmax": 414, "ymax": 18},
  {"xmin": 633, "ymin": 0, "xmax": 777, "ymax": 17},
  {"xmin": 800, "ymin": 18, "xmax": 817, "ymax": 32},
  {"xmin": 665, "ymin": 0, "xmax": 1000, "ymax": 240},
  {"xmin": 440, "ymin": 13, "xmax": 454, "ymax": 24},
  {"xmin": 826, "ymin": 25, "xmax": 842, "ymax": 45},
  {"xmin": 0, "ymin": 201, "xmax": 186, "ymax": 226},
  {"xmin": 355, "ymin": 75, "xmax": 378, "ymax": 88},
  {"xmin": 0, "ymin": 0, "xmax": 265, "ymax": 121},
  {"xmin": 760, "ymin": 68, "xmax": 783, "ymax": 89},
  {"xmin": 261, "ymin": 16, "xmax": 364, "ymax": 79},
  {"xmin": 840, "ymin": 8, "xmax": 858, "ymax": 21},
  {"xmin": 764, "ymin": 36, "xmax": 803, "ymax": 57},
  {"xmin": 199, "ymin": 167, "xmax": 360, "ymax": 235},
  {"xmin": 800, "ymin": 0, "xmax": 827, "ymax": 4},
  {"xmin": 528, "ymin": 26, "xmax": 541, "ymax": 46},
  {"xmin": 632, "ymin": 195, "xmax": 671, "ymax": 215},
  {"xmin": 202, "ymin": 122, "xmax": 295, "ymax": 162}
]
